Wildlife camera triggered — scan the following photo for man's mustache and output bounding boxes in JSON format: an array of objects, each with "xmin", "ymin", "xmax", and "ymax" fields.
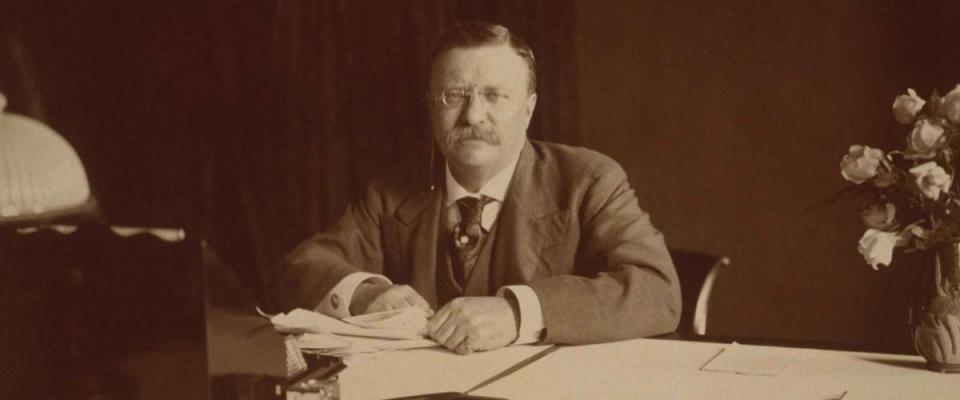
[{"xmin": 444, "ymin": 126, "xmax": 501, "ymax": 148}]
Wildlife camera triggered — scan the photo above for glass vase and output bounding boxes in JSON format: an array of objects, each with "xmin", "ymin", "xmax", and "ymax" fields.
[{"xmin": 913, "ymin": 241, "xmax": 960, "ymax": 372}]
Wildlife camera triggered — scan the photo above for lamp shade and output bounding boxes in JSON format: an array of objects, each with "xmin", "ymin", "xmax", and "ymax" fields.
[{"xmin": 0, "ymin": 93, "xmax": 92, "ymax": 223}]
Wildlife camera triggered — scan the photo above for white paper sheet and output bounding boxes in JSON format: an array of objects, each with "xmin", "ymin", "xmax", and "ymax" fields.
[
  {"xmin": 701, "ymin": 343, "xmax": 799, "ymax": 376},
  {"xmin": 338, "ymin": 345, "xmax": 553, "ymax": 400},
  {"xmin": 270, "ymin": 308, "xmax": 440, "ymax": 355},
  {"xmin": 270, "ymin": 308, "xmax": 426, "ymax": 339},
  {"xmin": 295, "ymin": 332, "xmax": 440, "ymax": 356}
]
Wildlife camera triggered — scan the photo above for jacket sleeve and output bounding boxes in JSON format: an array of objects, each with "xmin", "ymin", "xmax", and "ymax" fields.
[
  {"xmin": 528, "ymin": 162, "xmax": 681, "ymax": 344},
  {"xmin": 271, "ymin": 181, "xmax": 387, "ymax": 312}
]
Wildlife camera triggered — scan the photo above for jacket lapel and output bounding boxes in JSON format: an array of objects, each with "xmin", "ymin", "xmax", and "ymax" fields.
[
  {"xmin": 394, "ymin": 185, "xmax": 444, "ymax": 308},
  {"xmin": 488, "ymin": 141, "xmax": 567, "ymax": 289}
]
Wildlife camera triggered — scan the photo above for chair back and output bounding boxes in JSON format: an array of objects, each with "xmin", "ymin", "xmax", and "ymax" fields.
[{"xmin": 670, "ymin": 249, "xmax": 729, "ymax": 335}]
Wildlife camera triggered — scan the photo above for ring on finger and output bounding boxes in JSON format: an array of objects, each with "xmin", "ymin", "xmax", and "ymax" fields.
[{"xmin": 456, "ymin": 338, "xmax": 474, "ymax": 355}]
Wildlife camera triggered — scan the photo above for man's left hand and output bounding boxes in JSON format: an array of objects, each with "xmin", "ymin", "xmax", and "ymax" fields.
[{"xmin": 427, "ymin": 296, "xmax": 518, "ymax": 354}]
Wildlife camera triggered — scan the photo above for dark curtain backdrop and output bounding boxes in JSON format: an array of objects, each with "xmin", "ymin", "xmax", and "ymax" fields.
[
  {"xmin": 0, "ymin": 1, "xmax": 579, "ymax": 304},
  {"xmin": 574, "ymin": 0, "xmax": 960, "ymax": 350}
]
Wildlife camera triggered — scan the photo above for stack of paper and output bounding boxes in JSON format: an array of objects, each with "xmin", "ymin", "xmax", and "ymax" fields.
[{"xmin": 268, "ymin": 308, "xmax": 439, "ymax": 355}]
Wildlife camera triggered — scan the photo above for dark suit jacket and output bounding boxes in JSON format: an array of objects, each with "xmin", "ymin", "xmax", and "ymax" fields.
[{"xmin": 273, "ymin": 140, "xmax": 681, "ymax": 344}]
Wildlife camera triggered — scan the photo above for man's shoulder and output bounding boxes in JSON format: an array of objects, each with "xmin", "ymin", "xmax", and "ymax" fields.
[
  {"xmin": 520, "ymin": 141, "xmax": 635, "ymax": 215},
  {"xmin": 529, "ymin": 140, "xmax": 625, "ymax": 176}
]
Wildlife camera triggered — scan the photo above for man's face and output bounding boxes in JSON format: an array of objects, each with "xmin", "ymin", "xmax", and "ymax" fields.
[{"xmin": 429, "ymin": 44, "xmax": 537, "ymax": 173}]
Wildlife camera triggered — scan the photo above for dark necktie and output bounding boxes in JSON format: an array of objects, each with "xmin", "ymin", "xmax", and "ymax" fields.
[{"xmin": 451, "ymin": 196, "xmax": 494, "ymax": 287}]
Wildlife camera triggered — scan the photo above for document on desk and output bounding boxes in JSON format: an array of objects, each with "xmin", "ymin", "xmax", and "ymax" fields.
[
  {"xmin": 294, "ymin": 332, "xmax": 439, "ymax": 356},
  {"xmin": 700, "ymin": 343, "xmax": 799, "ymax": 376},
  {"xmin": 270, "ymin": 308, "xmax": 440, "ymax": 355},
  {"xmin": 338, "ymin": 344, "xmax": 554, "ymax": 400},
  {"xmin": 270, "ymin": 308, "xmax": 427, "ymax": 339}
]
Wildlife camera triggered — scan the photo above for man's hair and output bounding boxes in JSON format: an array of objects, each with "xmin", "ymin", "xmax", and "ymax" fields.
[{"xmin": 429, "ymin": 21, "xmax": 537, "ymax": 94}]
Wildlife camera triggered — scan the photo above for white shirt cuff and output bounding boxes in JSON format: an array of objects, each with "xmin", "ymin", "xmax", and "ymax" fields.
[
  {"xmin": 315, "ymin": 272, "xmax": 391, "ymax": 318},
  {"xmin": 498, "ymin": 285, "xmax": 545, "ymax": 345}
]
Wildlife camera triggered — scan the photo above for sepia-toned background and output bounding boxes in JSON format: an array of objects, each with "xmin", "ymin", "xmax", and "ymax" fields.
[{"xmin": 3, "ymin": 0, "xmax": 959, "ymax": 353}]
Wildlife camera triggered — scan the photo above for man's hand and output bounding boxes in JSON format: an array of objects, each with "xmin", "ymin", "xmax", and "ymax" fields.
[
  {"xmin": 427, "ymin": 296, "xmax": 518, "ymax": 354},
  {"xmin": 350, "ymin": 283, "xmax": 434, "ymax": 316}
]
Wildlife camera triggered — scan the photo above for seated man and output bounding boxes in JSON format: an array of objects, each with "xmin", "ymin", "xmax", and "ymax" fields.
[{"xmin": 272, "ymin": 21, "xmax": 680, "ymax": 354}]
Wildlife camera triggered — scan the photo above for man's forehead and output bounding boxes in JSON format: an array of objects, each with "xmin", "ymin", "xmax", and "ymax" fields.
[{"xmin": 430, "ymin": 44, "xmax": 529, "ymax": 88}]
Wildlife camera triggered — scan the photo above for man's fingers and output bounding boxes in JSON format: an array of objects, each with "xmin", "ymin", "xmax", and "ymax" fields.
[
  {"xmin": 388, "ymin": 285, "xmax": 432, "ymax": 316},
  {"xmin": 445, "ymin": 326, "xmax": 470, "ymax": 353},
  {"xmin": 367, "ymin": 295, "xmax": 400, "ymax": 313},
  {"xmin": 364, "ymin": 297, "xmax": 385, "ymax": 313},
  {"xmin": 431, "ymin": 316, "xmax": 458, "ymax": 345},
  {"xmin": 425, "ymin": 297, "xmax": 516, "ymax": 354},
  {"xmin": 362, "ymin": 285, "xmax": 422, "ymax": 314},
  {"xmin": 427, "ymin": 305, "xmax": 452, "ymax": 335},
  {"xmin": 405, "ymin": 291, "xmax": 434, "ymax": 317}
]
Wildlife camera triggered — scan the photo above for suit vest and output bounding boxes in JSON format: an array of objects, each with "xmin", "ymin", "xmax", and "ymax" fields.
[{"xmin": 435, "ymin": 220, "xmax": 500, "ymax": 307}]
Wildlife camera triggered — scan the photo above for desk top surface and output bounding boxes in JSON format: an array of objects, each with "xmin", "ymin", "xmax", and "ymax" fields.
[
  {"xmin": 332, "ymin": 336, "xmax": 958, "ymax": 400},
  {"xmin": 494, "ymin": 339, "xmax": 958, "ymax": 399},
  {"xmin": 197, "ymin": 311, "xmax": 960, "ymax": 399}
]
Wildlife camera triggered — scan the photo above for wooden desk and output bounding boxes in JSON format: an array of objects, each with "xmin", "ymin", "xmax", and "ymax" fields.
[
  {"xmin": 471, "ymin": 338, "xmax": 958, "ymax": 399},
  {"xmin": 196, "ymin": 310, "xmax": 958, "ymax": 399},
  {"xmin": 192, "ymin": 307, "xmax": 960, "ymax": 399},
  {"xmin": 331, "ymin": 337, "xmax": 958, "ymax": 400}
]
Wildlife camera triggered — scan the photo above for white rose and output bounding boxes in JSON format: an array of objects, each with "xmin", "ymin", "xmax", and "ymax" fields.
[
  {"xmin": 857, "ymin": 229, "xmax": 901, "ymax": 269},
  {"xmin": 840, "ymin": 145, "xmax": 885, "ymax": 184},
  {"xmin": 860, "ymin": 202, "xmax": 897, "ymax": 230},
  {"xmin": 909, "ymin": 161, "xmax": 953, "ymax": 200},
  {"xmin": 892, "ymin": 88, "xmax": 926, "ymax": 124},
  {"xmin": 907, "ymin": 119, "xmax": 946, "ymax": 156},
  {"xmin": 940, "ymin": 84, "xmax": 960, "ymax": 124}
]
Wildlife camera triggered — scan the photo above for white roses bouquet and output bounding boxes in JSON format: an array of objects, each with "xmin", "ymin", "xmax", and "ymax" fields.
[{"xmin": 841, "ymin": 84, "xmax": 960, "ymax": 269}]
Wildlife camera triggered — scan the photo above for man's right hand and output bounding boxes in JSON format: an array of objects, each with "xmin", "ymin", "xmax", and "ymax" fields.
[{"xmin": 350, "ymin": 283, "xmax": 434, "ymax": 316}]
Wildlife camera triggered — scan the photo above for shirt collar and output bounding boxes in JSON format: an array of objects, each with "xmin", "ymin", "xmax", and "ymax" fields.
[{"xmin": 445, "ymin": 151, "xmax": 522, "ymax": 206}]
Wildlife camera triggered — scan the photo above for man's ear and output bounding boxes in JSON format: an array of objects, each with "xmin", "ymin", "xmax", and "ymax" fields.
[{"xmin": 525, "ymin": 93, "xmax": 537, "ymax": 123}]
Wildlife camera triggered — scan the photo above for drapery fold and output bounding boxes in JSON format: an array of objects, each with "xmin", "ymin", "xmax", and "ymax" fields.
[{"xmin": 0, "ymin": 0, "xmax": 578, "ymax": 304}]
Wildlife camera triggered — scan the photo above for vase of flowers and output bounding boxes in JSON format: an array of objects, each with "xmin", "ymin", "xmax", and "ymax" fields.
[
  {"xmin": 914, "ymin": 241, "xmax": 960, "ymax": 372},
  {"xmin": 840, "ymin": 84, "xmax": 960, "ymax": 372}
]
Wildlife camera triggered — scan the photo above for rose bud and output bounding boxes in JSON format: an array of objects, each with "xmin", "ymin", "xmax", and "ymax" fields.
[
  {"xmin": 861, "ymin": 202, "xmax": 897, "ymax": 230},
  {"xmin": 893, "ymin": 88, "xmax": 927, "ymax": 124},
  {"xmin": 909, "ymin": 161, "xmax": 953, "ymax": 200},
  {"xmin": 907, "ymin": 119, "xmax": 946, "ymax": 156},
  {"xmin": 857, "ymin": 229, "xmax": 901, "ymax": 269},
  {"xmin": 940, "ymin": 84, "xmax": 960, "ymax": 124},
  {"xmin": 872, "ymin": 169, "xmax": 900, "ymax": 187},
  {"xmin": 840, "ymin": 145, "xmax": 885, "ymax": 184}
]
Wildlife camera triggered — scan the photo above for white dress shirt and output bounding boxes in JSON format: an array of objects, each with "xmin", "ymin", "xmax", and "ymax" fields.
[
  {"xmin": 317, "ymin": 153, "xmax": 545, "ymax": 345},
  {"xmin": 442, "ymin": 156, "xmax": 545, "ymax": 345}
]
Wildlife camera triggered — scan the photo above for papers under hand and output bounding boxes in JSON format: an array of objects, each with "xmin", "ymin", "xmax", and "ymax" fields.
[
  {"xmin": 292, "ymin": 332, "xmax": 353, "ymax": 354},
  {"xmin": 270, "ymin": 308, "xmax": 427, "ymax": 339},
  {"xmin": 269, "ymin": 308, "xmax": 440, "ymax": 355},
  {"xmin": 344, "ymin": 308, "xmax": 429, "ymax": 336},
  {"xmin": 300, "ymin": 333, "xmax": 439, "ymax": 355}
]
